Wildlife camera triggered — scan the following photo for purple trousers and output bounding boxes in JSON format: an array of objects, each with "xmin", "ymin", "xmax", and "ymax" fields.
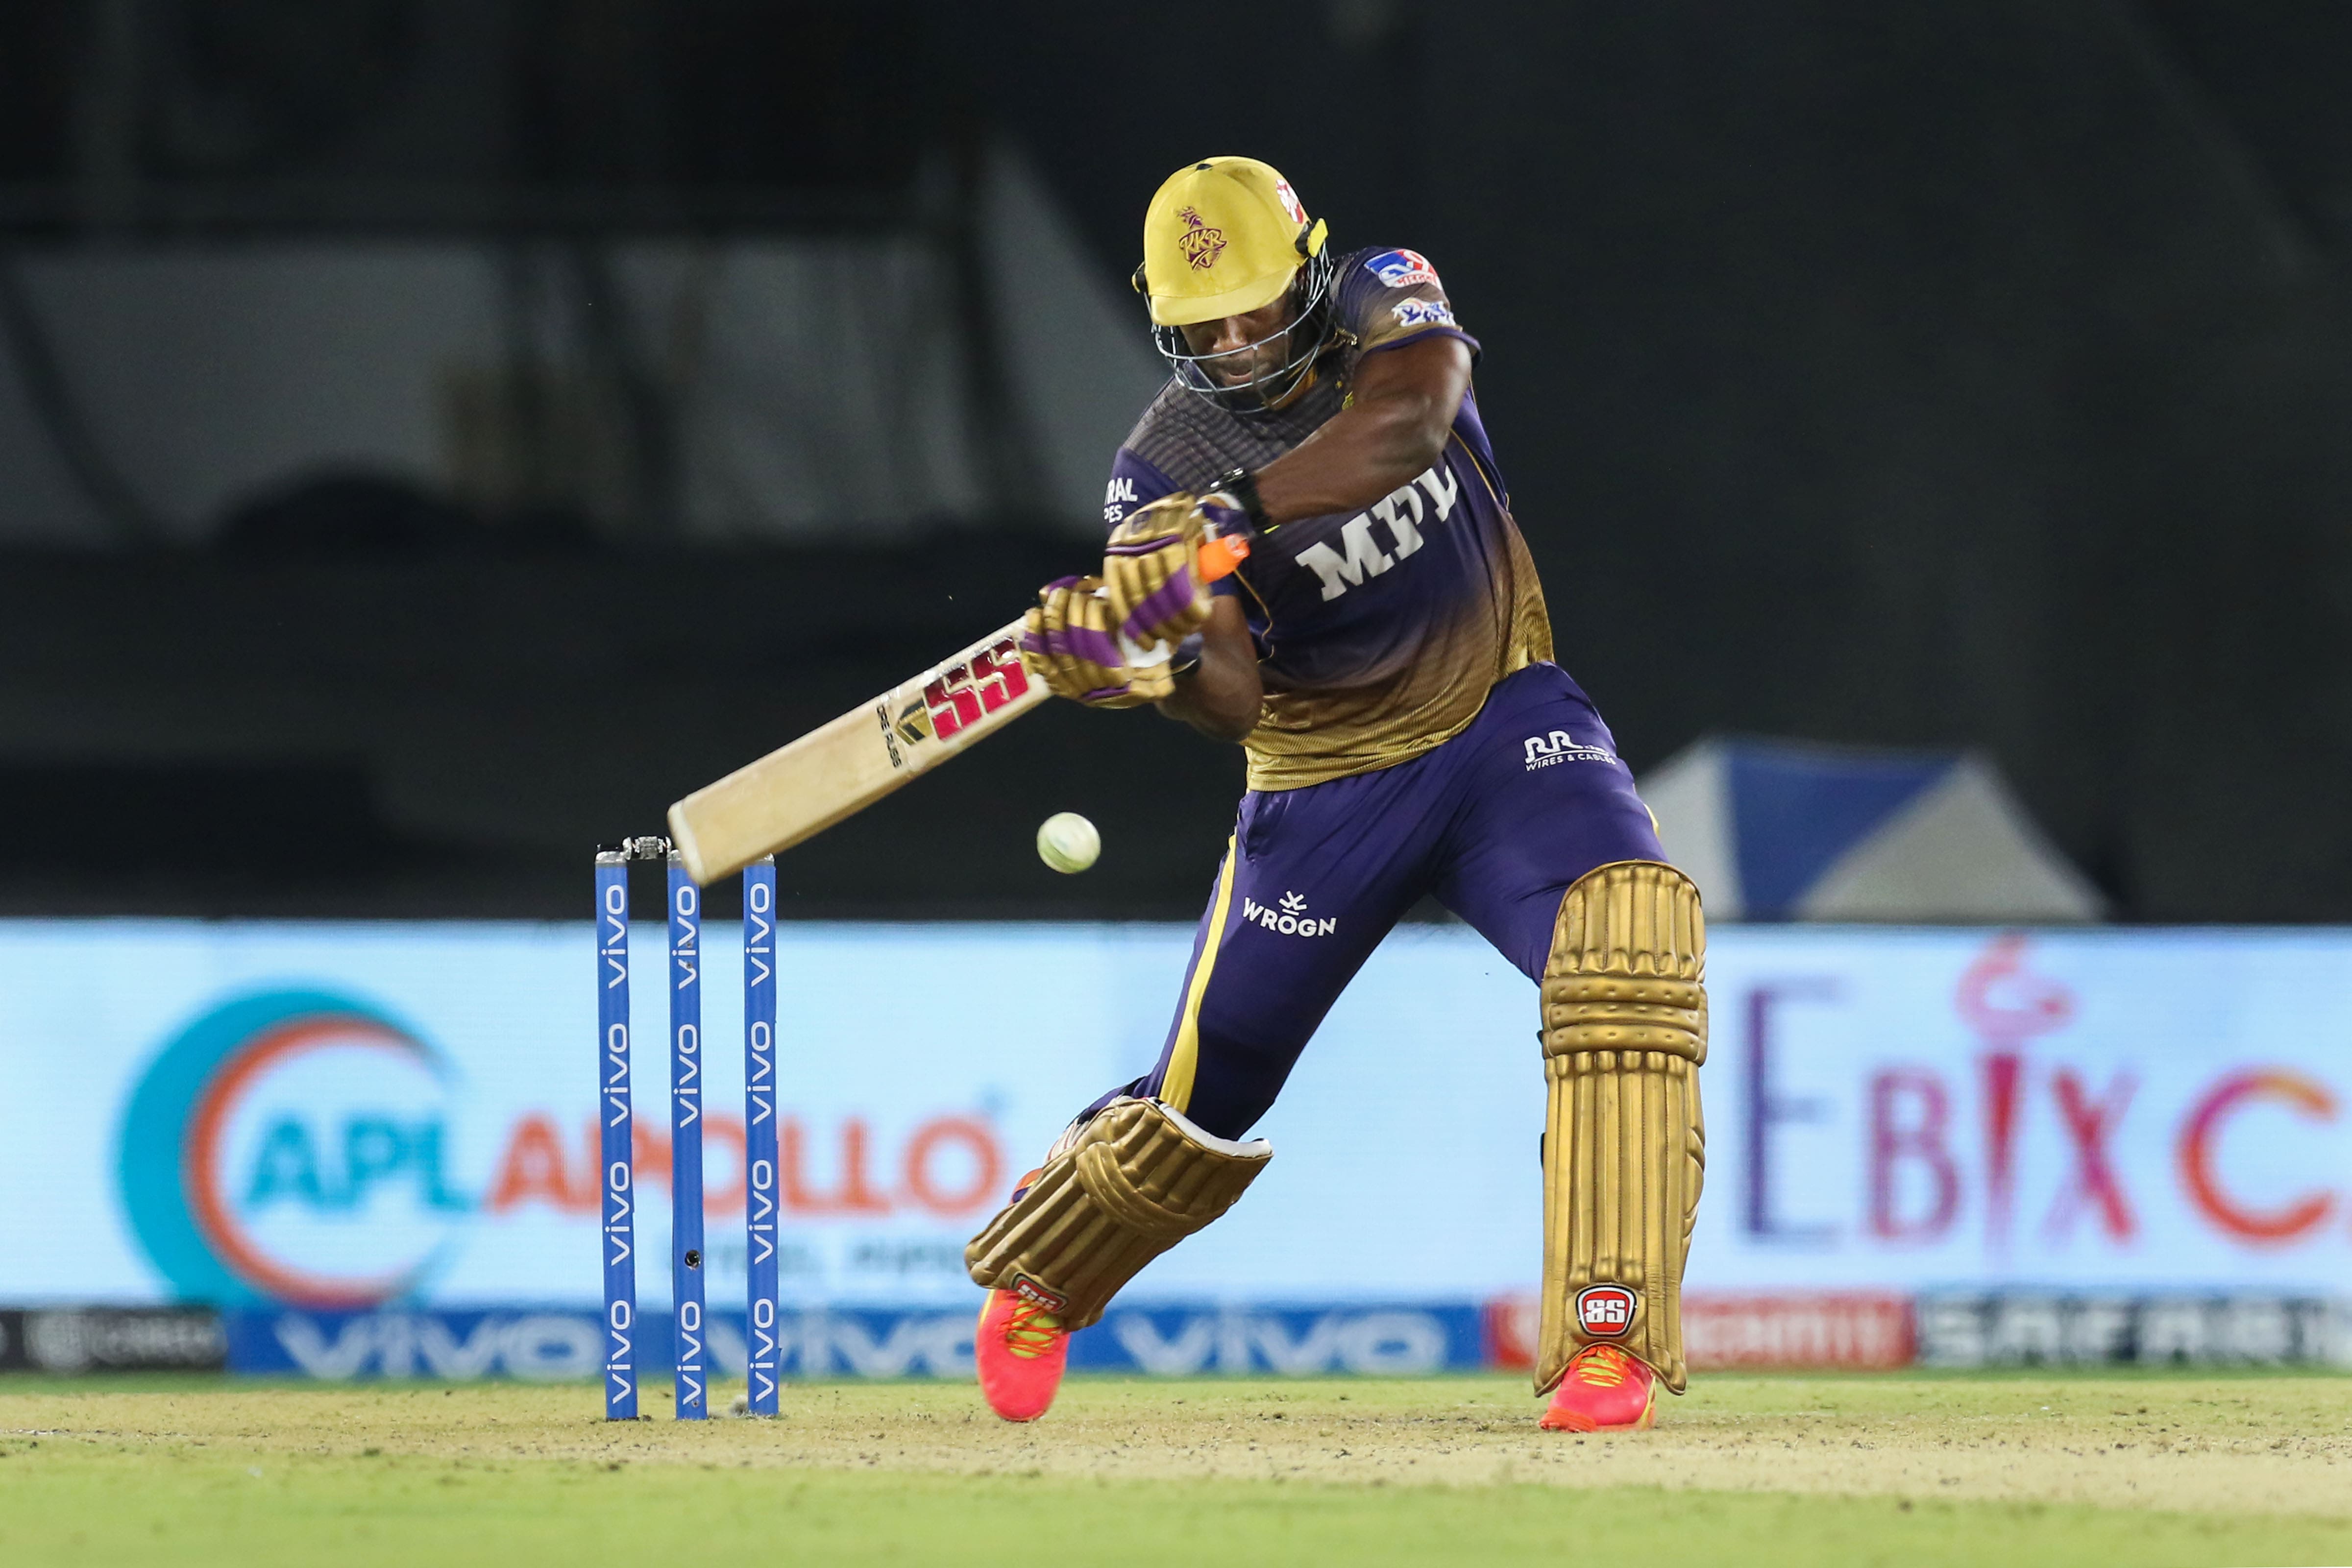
[{"xmin": 1094, "ymin": 662, "xmax": 1666, "ymax": 1140}]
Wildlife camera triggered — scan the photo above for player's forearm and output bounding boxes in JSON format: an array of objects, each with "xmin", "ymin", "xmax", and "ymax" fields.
[
  {"xmin": 1251, "ymin": 336, "xmax": 1472, "ymax": 524},
  {"xmin": 1158, "ymin": 655, "xmax": 1259, "ymax": 742},
  {"xmin": 1254, "ymin": 394, "xmax": 1447, "ymax": 523}
]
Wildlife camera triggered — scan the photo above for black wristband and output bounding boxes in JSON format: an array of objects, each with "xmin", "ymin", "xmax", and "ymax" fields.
[{"xmin": 1213, "ymin": 467, "xmax": 1272, "ymax": 535}]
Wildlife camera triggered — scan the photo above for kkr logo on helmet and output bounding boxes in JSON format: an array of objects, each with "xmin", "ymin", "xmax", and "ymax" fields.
[
  {"xmin": 1176, "ymin": 206, "xmax": 1227, "ymax": 271},
  {"xmin": 1575, "ymin": 1284, "xmax": 1638, "ymax": 1338}
]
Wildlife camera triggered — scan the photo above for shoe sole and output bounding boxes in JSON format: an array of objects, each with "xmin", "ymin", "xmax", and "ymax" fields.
[
  {"xmin": 984, "ymin": 1404, "xmax": 1049, "ymax": 1424},
  {"xmin": 1538, "ymin": 1391, "xmax": 1657, "ymax": 1432}
]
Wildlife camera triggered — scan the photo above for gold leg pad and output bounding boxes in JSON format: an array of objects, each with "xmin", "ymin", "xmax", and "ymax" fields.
[
  {"xmin": 1538, "ymin": 861, "xmax": 1708, "ymax": 1396},
  {"xmin": 964, "ymin": 1098, "xmax": 1270, "ymax": 1329}
]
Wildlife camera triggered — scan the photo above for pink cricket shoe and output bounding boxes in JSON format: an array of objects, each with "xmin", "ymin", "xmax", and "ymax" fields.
[
  {"xmin": 976, "ymin": 1287, "xmax": 1070, "ymax": 1423},
  {"xmin": 1539, "ymin": 1344, "xmax": 1658, "ymax": 1432}
]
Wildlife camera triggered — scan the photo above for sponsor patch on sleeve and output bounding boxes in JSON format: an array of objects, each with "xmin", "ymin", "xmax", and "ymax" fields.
[
  {"xmin": 1390, "ymin": 298, "xmax": 1456, "ymax": 330},
  {"xmin": 1363, "ymin": 248, "xmax": 1439, "ymax": 288}
]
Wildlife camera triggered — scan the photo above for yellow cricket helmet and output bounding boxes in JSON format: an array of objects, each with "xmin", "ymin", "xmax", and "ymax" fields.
[
  {"xmin": 1135, "ymin": 156, "xmax": 1328, "ymax": 326},
  {"xmin": 1134, "ymin": 157, "xmax": 1338, "ymax": 414}
]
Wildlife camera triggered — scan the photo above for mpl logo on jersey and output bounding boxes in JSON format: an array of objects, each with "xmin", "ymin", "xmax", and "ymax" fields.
[{"xmin": 119, "ymin": 990, "xmax": 469, "ymax": 1308}]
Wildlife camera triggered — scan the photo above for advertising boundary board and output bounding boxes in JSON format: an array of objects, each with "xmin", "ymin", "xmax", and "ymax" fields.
[
  {"xmin": 214, "ymin": 1293, "xmax": 2352, "ymax": 1382},
  {"xmin": 4, "ymin": 921, "xmax": 2352, "ymax": 1318},
  {"xmin": 223, "ymin": 1302, "xmax": 1490, "ymax": 1381},
  {"xmin": 0, "ymin": 1307, "xmax": 227, "ymax": 1373}
]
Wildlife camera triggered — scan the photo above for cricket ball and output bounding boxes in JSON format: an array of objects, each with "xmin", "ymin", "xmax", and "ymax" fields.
[{"xmin": 1036, "ymin": 811, "xmax": 1101, "ymax": 874}]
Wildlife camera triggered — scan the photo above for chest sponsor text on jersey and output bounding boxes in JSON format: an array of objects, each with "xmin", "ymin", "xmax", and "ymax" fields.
[
  {"xmin": 1293, "ymin": 461, "xmax": 1462, "ymax": 603},
  {"xmin": 1103, "ymin": 475, "xmax": 1140, "ymax": 524}
]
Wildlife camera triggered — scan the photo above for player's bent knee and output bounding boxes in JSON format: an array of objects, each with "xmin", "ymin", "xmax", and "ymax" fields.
[
  {"xmin": 1537, "ymin": 860, "xmax": 1708, "ymax": 1396},
  {"xmin": 964, "ymin": 1097, "xmax": 1271, "ymax": 1328}
]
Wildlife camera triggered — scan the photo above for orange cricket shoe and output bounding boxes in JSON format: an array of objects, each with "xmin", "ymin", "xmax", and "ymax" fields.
[
  {"xmin": 1539, "ymin": 1344, "xmax": 1657, "ymax": 1432},
  {"xmin": 976, "ymin": 1287, "xmax": 1070, "ymax": 1422}
]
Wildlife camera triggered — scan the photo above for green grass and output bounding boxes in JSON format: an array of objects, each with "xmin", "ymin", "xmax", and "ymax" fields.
[
  {"xmin": 4, "ymin": 1457, "xmax": 2336, "ymax": 1568},
  {"xmin": 2, "ymin": 1373, "xmax": 2349, "ymax": 1567}
]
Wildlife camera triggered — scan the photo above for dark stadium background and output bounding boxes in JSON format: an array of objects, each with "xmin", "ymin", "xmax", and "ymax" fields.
[{"xmin": 1, "ymin": 0, "xmax": 2347, "ymax": 922}]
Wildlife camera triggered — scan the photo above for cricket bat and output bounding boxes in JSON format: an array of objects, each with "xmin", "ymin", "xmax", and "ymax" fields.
[{"xmin": 666, "ymin": 533, "xmax": 1250, "ymax": 884}]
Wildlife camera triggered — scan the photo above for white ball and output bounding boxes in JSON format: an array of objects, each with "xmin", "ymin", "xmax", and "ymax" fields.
[{"xmin": 1036, "ymin": 811, "xmax": 1101, "ymax": 874}]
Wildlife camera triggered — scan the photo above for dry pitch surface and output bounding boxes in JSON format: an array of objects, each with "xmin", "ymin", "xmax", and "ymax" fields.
[{"xmin": 4, "ymin": 1372, "xmax": 2351, "ymax": 1566}]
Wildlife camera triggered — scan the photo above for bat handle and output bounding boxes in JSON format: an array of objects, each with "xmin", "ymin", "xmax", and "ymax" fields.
[{"xmin": 1199, "ymin": 531, "xmax": 1251, "ymax": 582}]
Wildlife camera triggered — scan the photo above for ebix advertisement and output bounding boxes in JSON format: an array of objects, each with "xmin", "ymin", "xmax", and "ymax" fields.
[{"xmin": 3, "ymin": 920, "xmax": 2350, "ymax": 1338}]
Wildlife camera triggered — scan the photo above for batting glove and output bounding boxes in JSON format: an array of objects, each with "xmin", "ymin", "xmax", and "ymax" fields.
[
  {"xmin": 1020, "ymin": 577, "xmax": 1176, "ymax": 709},
  {"xmin": 1102, "ymin": 493, "xmax": 1240, "ymax": 655}
]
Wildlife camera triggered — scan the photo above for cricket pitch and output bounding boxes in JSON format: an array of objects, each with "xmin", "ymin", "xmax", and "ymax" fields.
[{"xmin": 4, "ymin": 1372, "xmax": 2350, "ymax": 1566}]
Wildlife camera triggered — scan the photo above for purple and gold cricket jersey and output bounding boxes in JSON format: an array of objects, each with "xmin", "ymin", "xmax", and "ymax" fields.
[
  {"xmin": 1103, "ymin": 247, "xmax": 1554, "ymax": 792},
  {"xmin": 1048, "ymin": 243, "xmax": 1669, "ymax": 1147}
]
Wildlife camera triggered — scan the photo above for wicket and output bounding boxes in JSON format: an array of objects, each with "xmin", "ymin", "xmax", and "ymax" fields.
[{"xmin": 597, "ymin": 836, "xmax": 780, "ymax": 1421}]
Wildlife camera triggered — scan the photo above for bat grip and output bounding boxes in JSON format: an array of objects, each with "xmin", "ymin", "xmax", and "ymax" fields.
[{"xmin": 1199, "ymin": 531, "xmax": 1250, "ymax": 582}]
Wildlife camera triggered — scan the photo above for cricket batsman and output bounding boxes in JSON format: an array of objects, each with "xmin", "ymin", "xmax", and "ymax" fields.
[{"xmin": 969, "ymin": 157, "xmax": 1706, "ymax": 1432}]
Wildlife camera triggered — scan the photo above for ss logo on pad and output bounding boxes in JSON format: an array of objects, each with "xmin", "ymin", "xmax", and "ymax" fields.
[{"xmin": 1575, "ymin": 1284, "xmax": 1638, "ymax": 1337}]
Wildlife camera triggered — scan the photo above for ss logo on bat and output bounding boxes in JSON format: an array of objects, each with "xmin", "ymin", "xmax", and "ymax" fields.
[{"xmin": 920, "ymin": 639, "xmax": 1029, "ymax": 741}]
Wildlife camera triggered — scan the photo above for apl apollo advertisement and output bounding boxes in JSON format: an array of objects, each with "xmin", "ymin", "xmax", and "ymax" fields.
[{"xmin": 2, "ymin": 920, "xmax": 2349, "ymax": 1370}]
